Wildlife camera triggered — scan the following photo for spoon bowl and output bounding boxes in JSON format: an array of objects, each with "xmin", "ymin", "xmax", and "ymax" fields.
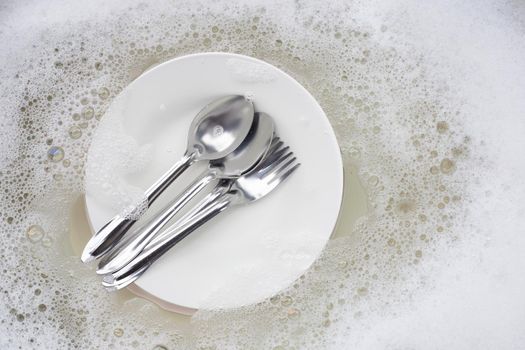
[{"xmin": 190, "ymin": 95, "xmax": 255, "ymax": 160}]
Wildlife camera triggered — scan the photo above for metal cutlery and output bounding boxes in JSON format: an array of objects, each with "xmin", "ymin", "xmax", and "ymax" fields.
[
  {"xmin": 102, "ymin": 139, "xmax": 300, "ymax": 290},
  {"xmin": 96, "ymin": 112, "xmax": 274, "ymax": 274},
  {"xmin": 81, "ymin": 95, "xmax": 254, "ymax": 263}
]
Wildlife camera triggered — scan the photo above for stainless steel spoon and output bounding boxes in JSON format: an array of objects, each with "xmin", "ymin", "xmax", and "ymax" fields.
[
  {"xmin": 96, "ymin": 112, "xmax": 274, "ymax": 274},
  {"xmin": 102, "ymin": 139, "xmax": 300, "ymax": 290},
  {"xmin": 81, "ymin": 95, "xmax": 254, "ymax": 263}
]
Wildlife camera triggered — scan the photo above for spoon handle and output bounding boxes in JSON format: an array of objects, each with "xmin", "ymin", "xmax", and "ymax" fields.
[
  {"xmin": 103, "ymin": 194, "xmax": 233, "ymax": 290},
  {"xmin": 144, "ymin": 151, "xmax": 195, "ymax": 203},
  {"xmin": 96, "ymin": 168, "xmax": 216, "ymax": 274},
  {"xmin": 81, "ymin": 151, "xmax": 196, "ymax": 263}
]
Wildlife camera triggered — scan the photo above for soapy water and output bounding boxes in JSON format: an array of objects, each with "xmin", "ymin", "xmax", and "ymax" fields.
[{"xmin": 0, "ymin": 0, "xmax": 524, "ymax": 349}]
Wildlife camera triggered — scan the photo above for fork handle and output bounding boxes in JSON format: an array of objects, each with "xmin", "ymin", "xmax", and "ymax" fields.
[
  {"xmin": 96, "ymin": 169, "xmax": 216, "ymax": 275},
  {"xmin": 103, "ymin": 194, "xmax": 233, "ymax": 290}
]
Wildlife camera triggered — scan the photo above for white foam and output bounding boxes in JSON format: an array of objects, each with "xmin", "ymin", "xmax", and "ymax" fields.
[
  {"xmin": 85, "ymin": 94, "xmax": 153, "ymax": 220},
  {"xmin": 0, "ymin": 0, "xmax": 524, "ymax": 348},
  {"xmin": 227, "ymin": 58, "xmax": 279, "ymax": 83}
]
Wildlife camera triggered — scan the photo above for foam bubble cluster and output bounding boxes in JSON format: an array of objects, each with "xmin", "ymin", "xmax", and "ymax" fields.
[
  {"xmin": 0, "ymin": 0, "xmax": 524, "ymax": 349},
  {"xmin": 85, "ymin": 94, "xmax": 152, "ymax": 220}
]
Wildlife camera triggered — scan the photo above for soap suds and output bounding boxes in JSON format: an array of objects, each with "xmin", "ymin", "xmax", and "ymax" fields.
[
  {"xmin": 86, "ymin": 94, "xmax": 153, "ymax": 220},
  {"xmin": 0, "ymin": 0, "xmax": 524, "ymax": 349},
  {"xmin": 227, "ymin": 58, "xmax": 279, "ymax": 83}
]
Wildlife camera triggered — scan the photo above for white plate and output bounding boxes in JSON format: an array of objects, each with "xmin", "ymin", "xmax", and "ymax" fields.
[{"xmin": 85, "ymin": 53, "xmax": 343, "ymax": 311}]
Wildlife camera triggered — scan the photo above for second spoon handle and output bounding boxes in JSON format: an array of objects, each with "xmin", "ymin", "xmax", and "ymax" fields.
[{"xmin": 81, "ymin": 151, "xmax": 195, "ymax": 263}]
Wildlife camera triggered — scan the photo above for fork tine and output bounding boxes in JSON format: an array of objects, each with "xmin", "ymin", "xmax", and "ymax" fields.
[
  {"xmin": 259, "ymin": 151, "xmax": 294, "ymax": 177},
  {"xmin": 268, "ymin": 137, "xmax": 281, "ymax": 151},
  {"xmin": 266, "ymin": 156, "xmax": 297, "ymax": 181},
  {"xmin": 266, "ymin": 140, "xmax": 283, "ymax": 158},
  {"xmin": 268, "ymin": 145, "xmax": 289, "ymax": 162},
  {"xmin": 269, "ymin": 162, "xmax": 301, "ymax": 184},
  {"xmin": 258, "ymin": 144, "xmax": 288, "ymax": 170}
]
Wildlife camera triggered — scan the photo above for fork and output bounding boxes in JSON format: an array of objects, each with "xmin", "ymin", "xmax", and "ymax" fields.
[{"xmin": 102, "ymin": 140, "xmax": 300, "ymax": 290}]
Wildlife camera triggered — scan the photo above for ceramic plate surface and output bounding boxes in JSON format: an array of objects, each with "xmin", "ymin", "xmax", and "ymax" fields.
[{"xmin": 85, "ymin": 53, "xmax": 343, "ymax": 311}]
